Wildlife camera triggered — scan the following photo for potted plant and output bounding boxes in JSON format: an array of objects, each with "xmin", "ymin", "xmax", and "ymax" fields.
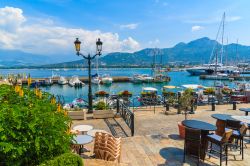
[
  {"xmin": 118, "ymin": 90, "xmax": 132, "ymax": 98},
  {"xmin": 95, "ymin": 90, "xmax": 109, "ymax": 98},
  {"xmin": 93, "ymin": 101, "xmax": 114, "ymax": 119},
  {"xmin": 66, "ymin": 105, "xmax": 87, "ymax": 120},
  {"xmin": 203, "ymin": 87, "xmax": 215, "ymax": 95},
  {"xmin": 177, "ymin": 88, "xmax": 194, "ymax": 139}
]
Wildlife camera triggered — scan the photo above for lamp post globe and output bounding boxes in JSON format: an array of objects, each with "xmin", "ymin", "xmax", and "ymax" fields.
[
  {"xmin": 96, "ymin": 38, "xmax": 103, "ymax": 55},
  {"xmin": 74, "ymin": 38, "xmax": 81, "ymax": 53}
]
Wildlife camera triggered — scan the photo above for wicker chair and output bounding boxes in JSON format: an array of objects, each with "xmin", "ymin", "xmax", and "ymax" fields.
[
  {"xmin": 206, "ymin": 129, "xmax": 233, "ymax": 166},
  {"xmin": 183, "ymin": 127, "xmax": 202, "ymax": 166},
  {"xmin": 94, "ymin": 132, "xmax": 121, "ymax": 162},
  {"xmin": 226, "ymin": 119, "xmax": 241, "ymax": 130}
]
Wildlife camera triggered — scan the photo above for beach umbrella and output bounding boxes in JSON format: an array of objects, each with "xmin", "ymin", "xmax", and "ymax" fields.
[
  {"xmin": 182, "ymin": 84, "xmax": 203, "ymax": 90},
  {"xmin": 163, "ymin": 85, "xmax": 179, "ymax": 89}
]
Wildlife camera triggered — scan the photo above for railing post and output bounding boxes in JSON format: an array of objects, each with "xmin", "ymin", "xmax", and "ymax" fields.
[
  {"xmin": 116, "ymin": 97, "xmax": 120, "ymax": 114},
  {"xmin": 232, "ymin": 101, "xmax": 237, "ymax": 110},
  {"xmin": 131, "ymin": 113, "xmax": 134, "ymax": 136}
]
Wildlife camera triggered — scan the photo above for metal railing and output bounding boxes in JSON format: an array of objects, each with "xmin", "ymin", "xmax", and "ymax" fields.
[{"xmin": 119, "ymin": 101, "xmax": 134, "ymax": 136}]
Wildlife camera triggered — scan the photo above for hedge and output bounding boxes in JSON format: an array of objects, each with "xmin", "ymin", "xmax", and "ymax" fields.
[{"xmin": 39, "ymin": 153, "xmax": 83, "ymax": 166}]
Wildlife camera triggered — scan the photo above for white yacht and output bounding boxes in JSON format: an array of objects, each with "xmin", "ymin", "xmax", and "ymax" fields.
[
  {"xmin": 92, "ymin": 76, "xmax": 101, "ymax": 84},
  {"xmin": 69, "ymin": 76, "xmax": 84, "ymax": 87},
  {"xmin": 101, "ymin": 74, "xmax": 113, "ymax": 84},
  {"xmin": 131, "ymin": 74, "xmax": 144, "ymax": 83},
  {"xmin": 58, "ymin": 76, "xmax": 68, "ymax": 85},
  {"xmin": 44, "ymin": 78, "xmax": 53, "ymax": 86},
  {"xmin": 141, "ymin": 74, "xmax": 154, "ymax": 83}
]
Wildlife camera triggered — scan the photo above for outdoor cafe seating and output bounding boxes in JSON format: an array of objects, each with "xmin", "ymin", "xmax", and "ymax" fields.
[{"xmin": 182, "ymin": 116, "xmax": 249, "ymax": 166}]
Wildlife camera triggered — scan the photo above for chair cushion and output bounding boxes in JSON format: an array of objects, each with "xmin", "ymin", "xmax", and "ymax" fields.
[
  {"xmin": 232, "ymin": 130, "xmax": 240, "ymax": 136},
  {"xmin": 207, "ymin": 134, "xmax": 222, "ymax": 143}
]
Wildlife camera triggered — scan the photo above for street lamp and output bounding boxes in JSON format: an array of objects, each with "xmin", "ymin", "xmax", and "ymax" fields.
[{"xmin": 74, "ymin": 38, "xmax": 103, "ymax": 113}]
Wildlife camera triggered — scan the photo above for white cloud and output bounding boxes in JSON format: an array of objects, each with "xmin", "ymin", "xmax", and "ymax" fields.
[
  {"xmin": 191, "ymin": 25, "xmax": 204, "ymax": 32},
  {"xmin": 0, "ymin": 6, "xmax": 140, "ymax": 55},
  {"xmin": 120, "ymin": 23, "xmax": 139, "ymax": 30},
  {"xmin": 227, "ymin": 16, "xmax": 241, "ymax": 22}
]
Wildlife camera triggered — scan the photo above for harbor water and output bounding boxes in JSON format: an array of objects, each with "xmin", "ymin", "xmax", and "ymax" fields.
[{"xmin": 0, "ymin": 68, "xmax": 246, "ymax": 105}]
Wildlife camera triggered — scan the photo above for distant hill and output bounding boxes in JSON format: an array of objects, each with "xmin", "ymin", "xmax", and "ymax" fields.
[
  {"xmin": 0, "ymin": 50, "xmax": 53, "ymax": 67},
  {"xmin": 1, "ymin": 37, "xmax": 250, "ymax": 68},
  {"xmin": 42, "ymin": 37, "xmax": 250, "ymax": 68}
]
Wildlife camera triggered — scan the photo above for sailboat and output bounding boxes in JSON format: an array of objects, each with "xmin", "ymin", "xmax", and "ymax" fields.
[
  {"xmin": 186, "ymin": 14, "xmax": 239, "ymax": 76},
  {"xmin": 194, "ymin": 12, "xmax": 239, "ymax": 79},
  {"xmin": 91, "ymin": 55, "xmax": 101, "ymax": 84},
  {"xmin": 152, "ymin": 48, "xmax": 170, "ymax": 83}
]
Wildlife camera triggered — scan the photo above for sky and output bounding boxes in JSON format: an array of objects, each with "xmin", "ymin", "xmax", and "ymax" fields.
[{"xmin": 0, "ymin": 0, "xmax": 249, "ymax": 60}]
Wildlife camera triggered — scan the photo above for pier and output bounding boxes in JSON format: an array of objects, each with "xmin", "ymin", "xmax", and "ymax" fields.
[
  {"xmin": 200, "ymin": 75, "xmax": 250, "ymax": 81},
  {"xmin": 21, "ymin": 76, "xmax": 131, "ymax": 84}
]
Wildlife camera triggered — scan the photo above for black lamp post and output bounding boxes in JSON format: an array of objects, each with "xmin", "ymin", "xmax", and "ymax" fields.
[{"xmin": 74, "ymin": 38, "xmax": 103, "ymax": 113}]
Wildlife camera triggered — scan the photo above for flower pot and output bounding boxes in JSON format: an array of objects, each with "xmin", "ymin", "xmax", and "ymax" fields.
[
  {"xmin": 68, "ymin": 109, "xmax": 87, "ymax": 120},
  {"xmin": 178, "ymin": 122, "xmax": 185, "ymax": 139},
  {"xmin": 93, "ymin": 109, "xmax": 114, "ymax": 119}
]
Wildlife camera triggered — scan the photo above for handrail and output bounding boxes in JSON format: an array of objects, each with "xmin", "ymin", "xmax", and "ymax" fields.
[{"xmin": 119, "ymin": 102, "xmax": 134, "ymax": 136}]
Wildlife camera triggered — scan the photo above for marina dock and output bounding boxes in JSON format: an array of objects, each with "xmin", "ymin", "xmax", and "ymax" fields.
[
  {"xmin": 21, "ymin": 76, "xmax": 131, "ymax": 84},
  {"xmin": 200, "ymin": 75, "xmax": 250, "ymax": 81}
]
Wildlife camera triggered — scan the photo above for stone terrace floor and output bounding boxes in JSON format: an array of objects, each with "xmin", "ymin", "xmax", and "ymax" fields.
[{"xmin": 72, "ymin": 104, "xmax": 250, "ymax": 166}]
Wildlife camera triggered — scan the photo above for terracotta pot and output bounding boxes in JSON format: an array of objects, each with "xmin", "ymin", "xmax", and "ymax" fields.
[{"xmin": 178, "ymin": 122, "xmax": 185, "ymax": 139}]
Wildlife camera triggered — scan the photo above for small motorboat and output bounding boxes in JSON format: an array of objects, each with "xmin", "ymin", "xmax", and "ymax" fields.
[
  {"xmin": 72, "ymin": 98, "xmax": 88, "ymax": 108},
  {"xmin": 92, "ymin": 76, "xmax": 101, "ymax": 84},
  {"xmin": 58, "ymin": 76, "xmax": 68, "ymax": 85},
  {"xmin": 69, "ymin": 76, "xmax": 84, "ymax": 87},
  {"xmin": 131, "ymin": 74, "xmax": 144, "ymax": 83},
  {"xmin": 101, "ymin": 74, "xmax": 113, "ymax": 85},
  {"xmin": 44, "ymin": 78, "xmax": 53, "ymax": 86},
  {"xmin": 141, "ymin": 74, "xmax": 154, "ymax": 83}
]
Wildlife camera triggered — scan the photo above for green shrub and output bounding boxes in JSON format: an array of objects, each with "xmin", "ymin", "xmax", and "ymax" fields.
[
  {"xmin": 0, "ymin": 84, "xmax": 73, "ymax": 165},
  {"xmin": 39, "ymin": 153, "xmax": 83, "ymax": 166},
  {"xmin": 94, "ymin": 101, "xmax": 108, "ymax": 110}
]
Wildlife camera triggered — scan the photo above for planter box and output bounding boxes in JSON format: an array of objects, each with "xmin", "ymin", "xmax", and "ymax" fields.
[
  {"xmin": 93, "ymin": 109, "xmax": 114, "ymax": 119},
  {"xmin": 68, "ymin": 110, "xmax": 87, "ymax": 120}
]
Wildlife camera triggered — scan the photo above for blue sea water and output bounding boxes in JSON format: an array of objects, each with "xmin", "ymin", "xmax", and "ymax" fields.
[{"xmin": 0, "ymin": 68, "xmax": 240, "ymax": 105}]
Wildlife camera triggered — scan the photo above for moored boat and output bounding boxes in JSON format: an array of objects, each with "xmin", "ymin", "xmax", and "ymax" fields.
[
  {"xmin": 101, "ymin": 74, "xmax": 113, "ymax": 84},
  {"xmin": 69, "ymin": 76, "xmax": 84, "ymax": 87},
  {"xmin": 58, "ymin": 76, "xmax": 68, "ymax": 85}
]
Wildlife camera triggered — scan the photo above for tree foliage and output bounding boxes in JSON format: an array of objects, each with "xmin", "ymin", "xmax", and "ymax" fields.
[{"xmin": 0, "ymin": 84, "xmax": 73, "ymax": 166}]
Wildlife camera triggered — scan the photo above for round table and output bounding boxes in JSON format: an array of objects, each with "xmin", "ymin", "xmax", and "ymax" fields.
[
  {"xmin": 182, "ymin": 120, "xmax": 216, "ymax": 160},
  {"xmin": 239, "ymin": 108, "xmax": 250, "ymax": 116},
  {"xmin": 232, "ymin": 116, "xmax": 250, "ymax": 125},
  {"xmin": 211, "ymin": 114, "xmax": 234, "ymax": 136},
  {"xmin": 182, "ymin": 120, "xmax": 216, "ymax": 131},
  {"xmin": 73, "ymin": 125, "xmax": 93, "ymax": 134},
  {"xmin": 73, "ymin": 135, "xmax": 93, "ymax": 155},
  {"xmin": 87, "ymin": 129, "xmax": 109, "ymax": 137}
]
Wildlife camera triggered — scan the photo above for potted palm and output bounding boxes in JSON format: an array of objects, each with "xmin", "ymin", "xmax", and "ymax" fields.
[
  {"xmin": 93, "ymin": 101, "xmax": 114, "ymax": 119},
  {"xmin": 177, "ymin": 88, "xmax": 194, "ymax": 138}
]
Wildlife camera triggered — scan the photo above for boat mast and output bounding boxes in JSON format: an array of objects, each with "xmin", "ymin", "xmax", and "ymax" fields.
[{"xmin": 220, "ymin": 12, "xmax": 225, "ymax": 65}]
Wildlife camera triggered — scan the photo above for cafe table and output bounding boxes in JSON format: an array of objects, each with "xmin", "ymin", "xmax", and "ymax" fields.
[
  {"xmin": 239, "ymin": 108, "xmax": 250, "ymax": 116},
  {"xmin": 211, "ymin": 114, "xmax": 234, "ymax": 136},
  {"xmin": 72, "ymin": 135, "xmax": 93, "ymax": 155},
  {"xmin": 182, "ymin": 120, "xmax": 217, "ymax": 160},
  {"xmin": 232, "ymin": 116, "xmax": 250, "ymax": 125},
  {"xmin": 73, "ymin": 125, "xmax": 93, "ymax": 134}
]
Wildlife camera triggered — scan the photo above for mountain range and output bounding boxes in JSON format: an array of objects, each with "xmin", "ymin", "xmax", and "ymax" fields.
[{"xmin": 1, "ymin": 37, "xmax": 250, "ymax": 68}]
